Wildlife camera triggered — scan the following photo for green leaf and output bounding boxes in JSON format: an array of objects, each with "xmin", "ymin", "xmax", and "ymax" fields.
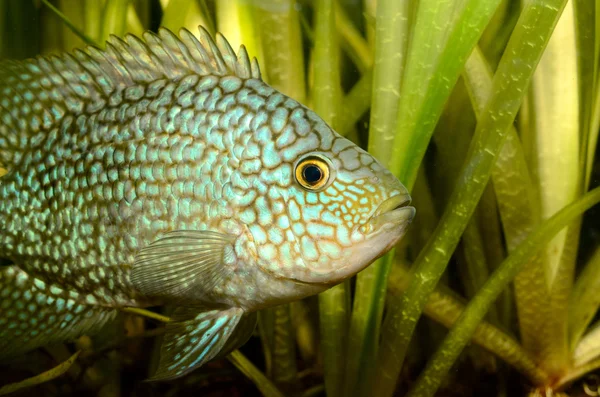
[
  {"xmin": 0, "ymin": 351, "xmax": 80, "ymax": 396},
  {"xmin": 389, "ymin": 0, "xmax": 502, "ymax": 190},
  {"xmin": 522, "ymin": 1, "xmax": 580, "ymax": 373},
  {"xmin": 161, "ymin": 0, "xmax": 213, "ymax": 38},
  {"xmin": 406, "ymin": 186, "xmax": 600, "ymax": 397},
  {"xmin": 374, "ymin": 1, "xmax": 503, "ymax": 394},
  {"xmin": 339, "ymin": 68, "xmax": 373, "ymax": 136},
  {"xmin": 463, "ymin": 45, "xmax": 552, "ymax": 363},
  {"xmin": 387, "ymin": 263, "xmax": 547, "ymax": 385},
  {"xmin": 310, "ymin": 1, "xmax": 348, "ymax": 396},
  {"xmin": 342, "ymin": 1, "xmax": 411, "ymax": 395},
  {"xmin": 228, "ymin": 350, "xmax": 286, "ymax": 397},
  {"xmin": 335, "ymin": 1, "xmax": 372, "ymax": 73},
  {"xmin": 574, "ymin": 319, "xmax": 600, "ymax": 368},
  {"xmin": 99, "ymin": 0, "xmax": 131, "ymax": 44},
  {"xmin": 41, "ymin": 0, "xmax": 98, "ymax": 47},
  {"xmin": 216, "ymin": 0, "xmax": 264, "ymax": 73},
  {"xmin": 254, "ymin": 0, "xmax": 306, "ymax": 103},
  {"xmin": 253, "ymin": 3, "xmax": 305, "ymax": 389},
  {"xmin": 160, "ymin": 0, "xmax": 195, "ymax": 31},
  {"xmin": 569, "ymin": 246, "xmax": 600, "ymax": 350}
]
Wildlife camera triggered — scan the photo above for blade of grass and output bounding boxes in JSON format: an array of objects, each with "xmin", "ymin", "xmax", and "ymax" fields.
[
  {"xmin": 556, "ymin": 356, "xmax": 600, "ymax": 390},
  {"xmin": 388, "ymin": 0, "xmax": 502, "ymax": 190},
  {"xmin": 374, "ymin": 1, "xmax": 504, "ymax": 394},
  {"xmin": 343, "ymin": 1, "xmax": 411, "ymax": 395},
  {"xmin": 253, "ymin": 1, "xmax": 305, "ymax": 390},
  {"xmin": 477, "ymin": 182, "xmax": 511, "ymax": 327},
  {"xmin": 257, "ymin": 309, "xmax": 275, "ymax": 376},
  {"xmin": 41, "ymin": 0, "xmax": 97, "ymax": 47},
  {"xmin": 479, "ymin": 0, "xmax": 520, "ymax": 69},
  {"xmin": 569, "ymin": 246, "xmax": 600, "ymax": 349},
  {"xmin": 376, "ymin": 1, "xmax": 568, "ymax": 394},
  {"xmin": 228, "ymin": 350, "xmax": 286, "ymax": 397},
  {"xmin": 311, "ymin": 1, "xmax": 347, "ymax": 396},
  {"xmin": 463, "ymin": 46, "xmax": 550, "ymax": 361},
  {"xmin": 574, "ymin": 0, "xmax": 599, "ymax": 190},
  {"xmin": 160, "ymin": 0, "xmax": 195, "ymax": 31},
  {"xmin": 387, "ymin": 263, "xmax": 547, "ymax": 384},
  {"xmin": 216, "ymin": 0, "xmax": 264, "ymax": 72},
  {"xmin": 574, "ymin": 321, "xmax": 600, "ymax": 368},
  {"xmin": 3, "ymin": 0, "xmax": 40, "ymax": 59},
  {"xmin": 254, "ymin": 0, "xmax": 306, "ymax": 103},
  {"xmin": 407, "ymin": 186, "xmax": 600, "ymax": 397},
  {"xmin": 335, "ymin": 1, "xmax": 372, "ymax": 73},
  {"xmin": 83, "ymin": 0, "xmax": 103, "ymax": 43},
  {"xmin": 99, "ymin": 0, "xmax": 131, "ymax": 43},
  {"xmin": 525, "ymin": 0, "xmax": 579, "ymax": 373},
  {"xmin": 339, "ymin": 68, "xmax": 373, "ymax": 136},
  {"xmin": 162, "ymin": 0, "xmax": 212, "ymax": 37},
  {"xmin": 126, "ymin": 2, "xmax": 145, "ymax": 37},
  {"xmin": 0, "ymin": 351, "xmax": 81, "ymax": 396},
  {"xmin": 57, "ymin": 0, "xmax": 86, "ymax": 50}
]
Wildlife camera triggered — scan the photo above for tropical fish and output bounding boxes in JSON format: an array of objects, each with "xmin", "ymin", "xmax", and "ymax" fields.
[{"xmin": 0, "ymin": 27, "xmax": 415, "ymax": 380}]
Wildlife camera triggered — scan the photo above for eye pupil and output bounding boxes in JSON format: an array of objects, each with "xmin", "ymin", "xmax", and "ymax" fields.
[{"xmin": 303, "ymin": 165, "xmax": 323, "ymax": 184}]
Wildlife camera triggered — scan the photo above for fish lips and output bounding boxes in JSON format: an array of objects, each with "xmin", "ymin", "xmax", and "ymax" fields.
[{"xmin": 359, "ymin": 193, "xmax": 416, "ymax": 235}]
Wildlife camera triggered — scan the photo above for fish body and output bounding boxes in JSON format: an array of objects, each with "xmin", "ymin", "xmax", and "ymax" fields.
[{"xmin": 0, "ymin": 27, "xmax": 414, "ymax": 380}]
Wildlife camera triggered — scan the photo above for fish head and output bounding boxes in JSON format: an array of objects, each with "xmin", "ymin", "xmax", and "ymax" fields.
[{"xmin": 239, "ymin": 97, "xmax": 415, "ymax": 287}]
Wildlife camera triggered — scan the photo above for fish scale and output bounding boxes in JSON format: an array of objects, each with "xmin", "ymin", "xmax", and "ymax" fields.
[{"xmin": 0, "ymin": 27, "xmax": 415, "ymax": 380}]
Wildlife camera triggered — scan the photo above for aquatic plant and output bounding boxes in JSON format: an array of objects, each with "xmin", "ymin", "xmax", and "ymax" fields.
[{"xmin": 2, "ymin": 0, "xmax": 600, "ymax": 396}]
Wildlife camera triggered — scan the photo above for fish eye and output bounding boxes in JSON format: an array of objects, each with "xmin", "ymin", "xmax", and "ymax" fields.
[{"xmin": 295, "ymin": 155, "xmax": 331, "ymax": 191}]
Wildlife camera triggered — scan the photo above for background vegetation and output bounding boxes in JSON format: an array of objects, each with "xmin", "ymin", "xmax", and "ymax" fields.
[{"xmin": 3, "ymin": 0, "xmax": 600, "ymax": 396}]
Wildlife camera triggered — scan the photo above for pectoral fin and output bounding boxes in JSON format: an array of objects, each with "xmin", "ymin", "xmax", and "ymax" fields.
[
  {"xmin": 150, "ymin": 306, "xmax": 243, "ymax": 381},
  {"xmin": 131, "ymin": 230, "xmax": 234, "ymax": 301},
  {"xmin": 217, "ymin": 311, "xmax": 257, "ymax": 359}
]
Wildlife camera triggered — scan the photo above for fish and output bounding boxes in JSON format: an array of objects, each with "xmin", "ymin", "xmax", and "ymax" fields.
[{"xmin": 0, "ymin": 26, "xmax": 415, "ymax": 380}]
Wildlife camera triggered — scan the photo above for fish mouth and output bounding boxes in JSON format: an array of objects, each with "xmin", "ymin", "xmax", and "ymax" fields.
[{"xmin": 359, "ymin": 193, "xmax": 416, "ymax": 234}]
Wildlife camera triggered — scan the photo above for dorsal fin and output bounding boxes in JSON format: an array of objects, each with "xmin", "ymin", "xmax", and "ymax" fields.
[{"xmin": 0, "ymin": 26, "xmax": 262, "ymax": 170}]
